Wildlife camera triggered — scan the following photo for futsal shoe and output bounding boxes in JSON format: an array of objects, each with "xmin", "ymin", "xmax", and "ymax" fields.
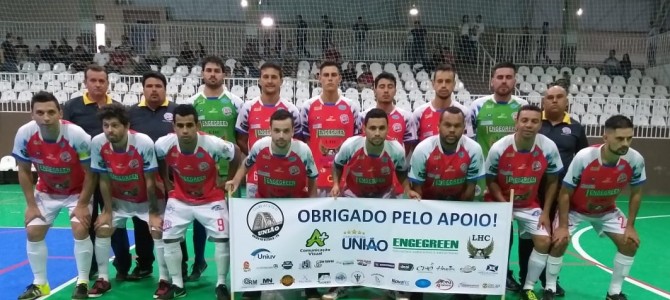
[{"xmin": 17, "ymin": 283, "xmax": 50, "ymax": 300}]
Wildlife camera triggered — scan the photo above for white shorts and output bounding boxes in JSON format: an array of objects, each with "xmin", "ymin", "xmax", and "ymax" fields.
[
  {"xmin": 246, "ymin": 184, "xmax": 257, "ymax": 198},
  {"xmin": 317, "ymin": 188, "xmax": 331, "ymax": 198},
  {"xmin": 112, "ymin": 200, "xmax": 149, "ymax": 228},
  {"xmin": 513, "ymin": 207, "xmax": 550, "ymax": 239},
  {"xmin": 162, "ymin": 198, "xmax": 230, "ymax": 240},
  {"xmin": 29, "ymin": 191, "xmax": 93, "ymax": 226},
  {"xmin": 554, "ymin": 208, "xmax": 627, "ymax": 236}
]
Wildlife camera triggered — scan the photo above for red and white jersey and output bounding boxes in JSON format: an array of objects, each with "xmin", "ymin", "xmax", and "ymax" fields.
[
  {"xmin": 485, "ymin": 134, "xmax": 563, "ymax": 208},
  {"xmin": 563, "ymin": 145, "xmax": 646, "ymax": 215},
  {"xmin": 334, "ymin": 136, "xmax": 407, "ymax": 198},
  {"xmin": 359, "ymin": 106, "xmax": 416, "ymax": 144},
  {"xmin": 408, "ymin": 135, "xmax": 485, "ymax": 200},
  {"xmin": 155, "ymin": 132, "xmax": 235, "ymax": 204},
  {"xmin": 235, "ymin": 97, "xmax": 300, "ymax": 184},
  {"xmin": 412, "ymin": 101, "xmax": 468, "ymax": 142},
  {"xmin": 300, "ymin": 96, "xmax": 360, "ymax": 189},
  {"xmin": 90, "ymin": 131, "xmax": 158, "ymax": 203},
  {"xmin": 245, "ymin": 136, "xmax": 318, "ymax": 198},
  {"xmin": 12, "ymin": 120, "xmax": 91, "ymax": 195}
]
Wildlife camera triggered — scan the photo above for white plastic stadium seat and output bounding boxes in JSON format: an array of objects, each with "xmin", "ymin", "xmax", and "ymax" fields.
[
  {"xmin": 114, "ymin": 82, "xmax": 129, "ymax": 94},
  {"xmin": 21, "ymin": 62, "xmax": 36, "ymax": 73},
  {"xmin": 160, "ymin": 65, "xmax": 174, "ymax": 76},
  {"xmin": 655, "ymin": 86, "xmax": 668, "ymax": 96},
  {"xmin": 610, "ymin": 85, "xmax": 624, "ymax": 95},
  {"xmin": 587, "ymin": 67, "xmax": 601, "ymax": 77},
  {"xmin": 651, "ymin": 116, "xmax": 666, "ymax": 126},
  {"xmin": 53, "ymin": 63, "xmax": 67, "ymax": 74},
  {"xmin": 581, "ymin": 113, "xmax": 598, "ymax": 126},
  {"xmin": 534, "ymin": 83, "xmax": 547, "ymax": 94},
  {"xmin": 525, "ymin": 74, "xmax": 539, "ymax": 85},
  {"xmin": 546, "ymin": 66, "xmax": 559, "ymax": 76},
  {"xmin": 246, "ymin": 86, "xmax": 261, "ymax": 100},
  {"xmin": 574, "ymin": 67, "xmax": 587, "ymax": 77},
  {"xmin": 591, "ymin": 93, "xmax": 606, "ymax": 105},
  {"xmin": 531, "ymin": 66, "xmax": 544, "ymax": 76},
  {"xmin": 634, "ymin": 115, "xmax": 649, "ymax": 126},
  {"xmin": 603, "ymin": 103, "xmax": 619, "ymax": 115},
  {"xmin": 18, "ymin": 91, "xmax": 33, "ymax": 103},
  {"xmin": 518, "ymin": 66, "xmax": 531, "ymax": 76},
  {"xmin": 540, "ymin": 75, "xmax": 554, "ymax": 85},
  {"xmin": 0, "ymin": 156, "xmax": 17, "ymax": 172},
  {"xmin": 641, "ymin": 77, "xmax": 654, "ymax": 86},
  {"xmin": 180, "ymin": 85, "xmax": 196, "ymax": 97},
  {"xmin": 627, "ymin": 77, "xmax": 640, "ymax": 87},
  {"xmin": 612, "ymin": 76, "xmax": 626, "ymax": 86},
  {"xmin": 175, "ymin": 65, "xmax": 190, "ymax": 77},
  {"xmin": 231, "ymin": 85, "xmax": 245, "ymax": 99},
  {"xmin": 519, "ymin": 82, "xmax": 533, "ymax": 94},
  {"xmin": 598, "ymin": 75, "xmax": 612, "ymax": 86},
  {"xmin": 629, "ymin": 69, "xmax": 642, "ymax": 78},
  {"xmin": 595, "ymin": 84, "xmax": 609, "ymax": 95},
  {"xmin": 122, "ymin": 94, "xmax": 139, "ymax": 105},
  {"xmin": 37, "ymin": 63, "xmax": 51, "ymax": 73},
  {"xmin": 1, "ymin": 91, "xmax": 17, "ymax": 102},
  {"xmin": 166, "ymin": 84, "xmax": 179, "ymax": 96}
]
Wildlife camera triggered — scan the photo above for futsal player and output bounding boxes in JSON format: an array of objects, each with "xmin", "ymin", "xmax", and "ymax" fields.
[
  {"xmin": 322, "ymin": 108, "xmax": 407, "ymax": 300},
  {"xmin": 226, "ymin": 109, "xmax": 322, "ymax": 300},
  {"xmin": 300, "ymin": 61, "xmax": 360, "ymax": 197},
  {"xmin": 87, "ymin": 103, "xmax": 167, "ymax": 297},
  {"xmin": 155, "ymin": 104, "xmax": 243, "ymax": 300},
  {"xmin": 485, "ymin": 105, "xmax": 563, "ymax": 300},
  {"xmin": 235, "ymin": 62, "xmax": 300, "ymax": 197},
  {"xmin": 548, "ymin": 115, "xmax": 645, "ymax": 300},
  {"xmin": 14, "ymin": 92, "xmax": 96, "ymax": 300}
]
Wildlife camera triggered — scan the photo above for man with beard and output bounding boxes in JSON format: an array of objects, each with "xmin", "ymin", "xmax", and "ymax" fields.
[{"xmin": 466, "ymin": 61, "xmax": 528, "ymax": 291}]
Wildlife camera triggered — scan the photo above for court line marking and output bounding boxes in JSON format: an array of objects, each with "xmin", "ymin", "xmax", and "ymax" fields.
[{"xmin": 572, "ymin": 214, "xmax": 670, "ymax": 299}]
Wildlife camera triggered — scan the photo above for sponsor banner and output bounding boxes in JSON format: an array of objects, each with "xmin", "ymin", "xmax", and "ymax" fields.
[{"xmin": 230, "ymin": 197, "xmax": 512, "ymax": 295}]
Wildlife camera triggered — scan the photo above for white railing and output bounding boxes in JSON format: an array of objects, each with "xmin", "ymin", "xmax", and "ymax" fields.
[{"xmin": 476, "ymin": 43, "xmax": 496, "ymax": 81}]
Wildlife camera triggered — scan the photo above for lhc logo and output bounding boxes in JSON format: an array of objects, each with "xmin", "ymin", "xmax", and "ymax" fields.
[{"xmin": 247, "ymin": 201, "xmax": 285, "ymax": 241}]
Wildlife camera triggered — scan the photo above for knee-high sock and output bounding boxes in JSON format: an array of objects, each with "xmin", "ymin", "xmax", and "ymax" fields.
[
  {"xmin": 214, "ymin": 241, "xmax": 230, "ymax": 286},
  {"xmin": 74, "ymin": 237, "xmax": 93, "ymax": 284},
  {"xmin": 27, "ymin": 240, "xmax": 48, "ymax": 285},
  {"xmin": 523, "ymin": 249, "xmax": 548, "ymax": 290},
  {"xmin": 545, "ymin": 255, "xmax": 564, "ymax": 291},
  {"xmin": 154, "ymin": 239, "xmax": 169, "ymax": 281},
  {"xmin": 517, "ymin": 237, "xmax": 534, "ymax": 282},
  {"xmin": 94, "ymin": 237, "xmax": 111, "ymax": 281},
  {"xmin": 609, "ymin": 252, "xmax": 634, "ymax": 295},
  {"xmin": 164, "ymin": 242, "xmax": 184, "ymax": 287}
]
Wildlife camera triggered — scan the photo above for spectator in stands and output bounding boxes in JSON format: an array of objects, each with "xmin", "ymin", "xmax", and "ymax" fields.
[
  {"xmin": 233, "ymin": 61, "xmax": 246, "ymax": 78},
  {"xmin": 353, "ymin": 16, "xmax": 368, "ymax": 59},
  {"xmin": 342, "ymin": 62, "xmax": 357, "ymax": 88},
  {"xmin": 282, "ymin": 41, "xmax": 298, "ymax": 76},
  {"xmin": 93, "ymin": 45, "xmax": 110, "ymax": 66},
  {"xmin": 15, "ymin": 36, "xmax": 30, "ymax": 63},
  {"xmin": 108, "ymin": 47, "xmax": 128, "ymax": 73},
  {"xmin": 470, "ymin": 15, "xmax": 485, "ymax": 50},
  {"xmin": 517, "ymin": 26, "xmax": 531, "ymax": 63},
  {"xmin": 410, "ymin": 21, "xmax": 427, "ymax": 64},
  {"xmin": 71, "ymin": 46, "xmax": 89, "ymax": 72},
  {"xmin": 76, "ymin": 36, "xmax": 89, "ymax": 53},
  {"xmin": 274, "ymin": 25, "xmax": 283, "ymax": 56},
  {"xmin": 57, "ymin": 38, "xmax": 73, "ymax": 63},
  {"xmin": 536, "ymin": 22, "xmax": 551, "ymax": 64},
  {"xmin": 179, "ymin": 42, "xmax": 196, "ymax": 66},
  {"xmin": 324, "ymin": 42, "xmax": 342, "ymax": 65},
  {"xmin": 357, "ymin": 64, "xmax": 374, "ymax": 89},
  {"xmin": 620, "ymin": 53, "xmax": 632, "ymax": 78},
  {"xmin": 42, "ymin": 41, "xmax": 57, "ymax": 64},
  {"xmin": 117, "ymin": 35, "xmax": 133, "ymax": 53},
  {"xmin": 322, "ymin": 15, "xmax": 334, "ymax": 55},
  {"xmin": 241, "ymin": 42, "xmax": 260, "ymax": 67},
  {"xmin": 146, "ymin": 39, "xmax": 162, "ymax": 66},
  {"xmin": 296, "ymin": 15, "xmax": 309, "ymax": 57},
  {"xmin": 648, "ymin": 22, "xmax": 659, "ymax": 67},
  {"xmin": 197, "ymin": 42, "xmax": 206, "ymax": 62},
  {"xmin": 32, "ymin": 45, "xmax": 42, "ymax": 63},
  {"xmin": 459, "ymin": 15, "xmax": 471, "ymax": 61},
  {"xmin": 603, "ymin": 49, "xmax": 620, "ymax": 76},
  {"xmin": 1, "ymin": 33, "xmax": 18, "ymax": 71}
]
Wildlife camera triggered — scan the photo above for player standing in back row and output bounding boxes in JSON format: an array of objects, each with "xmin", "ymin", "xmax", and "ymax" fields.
[
  {"xmin": 467, "ymin": 61, "xmax": 528, "ymax": 291},
  {"xmin": 301, "ymin": 61, "xmax": 360, "ymax": 197},
  {"xmin": 548, "ymin": 115, "xmax": 645, "ymax": 300},
  {"xmin": 235, "ymin": 62, "xmax": 301, "ymax": 197}
]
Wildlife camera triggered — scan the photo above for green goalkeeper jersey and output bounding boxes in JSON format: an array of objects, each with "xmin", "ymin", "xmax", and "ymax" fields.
[
  {"xmin": 191, "ymin": 90, "xmax": 244, "ymax": 176},
  {"xmin": 467, "ymin": 95, "xmax": 529, "ymax": 157}
]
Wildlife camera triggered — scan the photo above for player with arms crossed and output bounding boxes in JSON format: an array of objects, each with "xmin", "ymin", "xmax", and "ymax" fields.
[
  {"xmin": 226, "ymin": 109, "xmax": 322, "ymax": 300},
  {"xmin": 548, "ymin": 115, "xmax": 645, "ymax": 300},
  {"xmin": 14, "ymin": 92, "xmax": 96, "ymax": 300},
  {"xmin": 236, "ymin": 62, "xmax": 300, "ymax": 197},
  {"xmin": 301, "ymin": 61, "xmax": 360, "ymax": 196},
  {"xmin": 485, "ymin": 105, "xmax": 563, "ymax": 300},
  {"xmin": 155, "ymin": 104, "xmax": 243, "ymax": 300},
  {"xmin": 323, "ymin": 108, "xmax": 407, "ymax": 300},
  {"xmin": 87, "ymin": 103, "xmax": 168, "ymax": 298}
]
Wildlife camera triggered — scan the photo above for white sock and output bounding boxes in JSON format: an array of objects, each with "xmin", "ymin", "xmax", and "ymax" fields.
[
  {"xmin": 94, "ymin": 237, "xmax": 111, "ymax": 281},
  {"xmin": 27, "ymin": 240, "xmax": 48, "ymax": 285},
  {"xmin": 545, "ymin": 255, "xmax": 564, "ymax": 291},
  {"xmin": 154, "ymin": 239, "xmax": 169, "ymax": 281},
  {"xmin": 523, "ymin": 249, "xmax": 548, "ymax": 290},
  {"xmin": 163, "ymin": 241, "xmax": 184, "ymax": 288},
  {"xmin": 214, "ymin": 241, "xmax": 230, "ymax": 286},
  {"xmin": 609, "ymin": 252, "xmax": 634, "ymax": 295},
  {"xmin": 74, "ymin": 237, "xmax": 93, "ymax": 284}
]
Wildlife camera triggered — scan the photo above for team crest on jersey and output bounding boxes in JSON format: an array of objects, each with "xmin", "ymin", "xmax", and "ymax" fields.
[
  {"xmin": 511, "ymin": 112, "xmax": 518, "ymax": 119},
  {"xmin": 199, "ymin": 162, "xmax": 210, "ymax": 171},
  {"xmin": 338, "ymin": 104, "xmax": 347, "ymax": 111},
  {"xmin": 617, "ymin": 173, "xmax": 627, "ymax": 183},
  {"xmin": 561, "ymin": 127, "xmax": 571, "ymax": 135},
  {"xmin": 163, "ymin": 113, "xmax": 173, "ymax": 122},
  {"xmin": 391, "ymin": 114, "xmax": 401, "ymax": 120},
  {"xmin": 128, "ymin": 159, "xmax": 140, "ymax": 169},
  {"xmin": 289, "ymin": 166, "xmax": 300, "ymax": 175},
  {"xmin": 392, "ymin": 123, "xmax": 402, "ymax": 133},
  {"xmin": 460, "ymin": 163, "xmax": 468, "ymax": 173},
  {"xmin": 340, "ymin": 114, "xmax": 350, "ymax": 124},
  {"xmin": 380, "ymin": 166, "xmax": 391, "ymax": 175},
  {"xmin": 60, "ymin": 152, "xmax": 72, "ymax": 163},
  {"xmin": 531, "ymin": 161, "xmax": 541, "ymax": 171},
  {"xmin": 222, "ymin": 107, "xmax": 233, "ymax": 116}
]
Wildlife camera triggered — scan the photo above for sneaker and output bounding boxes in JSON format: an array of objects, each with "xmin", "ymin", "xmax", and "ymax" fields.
[
  {"xmin": 606, "ymin": 293, "xmax": 628, "ymax": 300},
  {"xmin": 305, "ymin": 288, "xmax": 322, "ymax": 300},
  {"xmin": 186, "ymin": 262, "xmax": 208, "ymax": 282},
  {"xmin": 394, "ymin": 291, "xmax": 412, "ymax": 300},
  {"xmin": 555, "ymin": 283, "xmax": 565, "ymax": 297},
  {"xmin": 506, "ymin": 272, "xmax": 522, "ymax": 292},
  {"xmin": 321, "ymin": 287, "xmax": 348, "ymax": 300},
  {"xmin": 71, "ymin": 283, "xmax": 89, "ymax": 299},
  {"xmin": 241, "ymin": 291, "xmax": 261, "ymax": 300},
  {"xmin": 126, "ymin": 266, "xmax": 152, "ymax": 281},
  {"xmin": 215, "ymin": 284, "xmax": 230, "ymax": 300},
  {"xmin": 153, "ymin": 280, "xmax": 171, "ymax": 299},
  {"xmin": 520, "ymin": 289, "xmax": 539, "ymax": 300},
  {"xmin": 542, "ymin": 289, "xmax": 555, "ymax": 300},
  {"xmin": 156, "ymin": 284, "xmax": 186, "ymax": 299},
  {"xmin": 88, "ymin": 279, "xmax": 111, "ymax": 298},
  {"xmin": 18, "ymin": 283, "xmax": 50, "ymax": 300}
]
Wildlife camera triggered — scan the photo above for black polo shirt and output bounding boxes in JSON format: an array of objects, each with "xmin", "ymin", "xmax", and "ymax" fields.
[
  {"xmin": 128, "ymin": 98, "xmax": 177, "ymax": 142},
  {"xmin": 540, "ymin": 112, "xmax": 589, "ymax": 179},
  {"xmin": 62, "ymin": 93, "xmax": 117, "ymax": 137}
]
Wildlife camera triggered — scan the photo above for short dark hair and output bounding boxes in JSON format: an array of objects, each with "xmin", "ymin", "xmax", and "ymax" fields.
[
  {"xmin": 200, "ymin": 55, "xmax": 225, "ymax": 71},
  {"xmin": 173, "ymin": 104, "xmax": 199, "ymax": 124},
  {"xmin": 364, "ymin": 108, "xmax": 388, "ymax": 126},
  {"xmin": 97, "ymin": 103, "xmax": 130, "ymax": 126},
  {"xmin": 319, "ymin": 61, "xmax": 341, "ymax": 73},
  {"xmin": 270, "ymin": 109, "xmax": 294, "ymax": 127},
  {"xmin": 84, "ymin": 64, "xmax": 108, "ymax": 80},
  {"xmin": 439, "ymin": 106, "xmax": 465, "ymax": 123},
  {"xmin": 142, "ymin": 71, "xmax": 167, "ymax": 87},
  {"xmin": 492, "ymin": 62, "xmax": 517, "ymax": 76},
  {"xmin": 374, "ymin": 72, "xmax": 396, "ymax": 88},
  {"xmin": 516, "ymin": 104, "xmax": 542, "ymax": 119},
  {"xmin": 605, "ymin": 115, "xmax": 634, "ymax": 130},
  {"xmin": 433, "ymin": 64, "xmax": 456, "ymax": 80},
  {"xmin": 31, "ymin": 91, "xmax": 60, "ymax": 111},
  {"xmin": 260, "ymin": 62, "xmax": 284, "ymax": 78}
]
